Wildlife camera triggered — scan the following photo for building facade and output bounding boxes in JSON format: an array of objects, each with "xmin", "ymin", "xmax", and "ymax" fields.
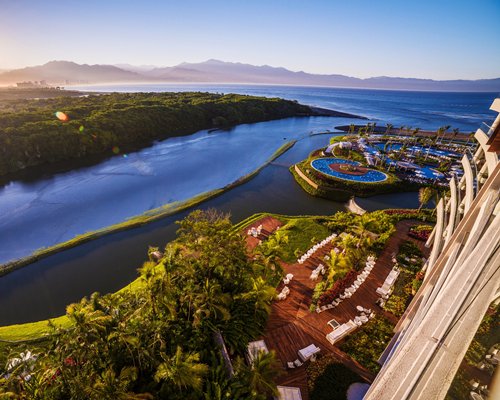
[{"xmin": 364, "ymin": 98, "xmax": 500, "ymax": 399}]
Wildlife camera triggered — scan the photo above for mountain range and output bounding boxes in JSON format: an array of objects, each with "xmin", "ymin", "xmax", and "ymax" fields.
[{"xmin": 1, "ymin": 59, "xmax": 499, "ymax": 92}]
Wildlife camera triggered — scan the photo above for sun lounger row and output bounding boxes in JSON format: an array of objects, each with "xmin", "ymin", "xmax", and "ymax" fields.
[
  {"xmin": 326, "ymin": 320, "xmax": 357, "ymax": 345},
  {"xmin": 297, "ymin": 234, "xmax": 337, "ymax": 264},
  {"xmin": 283, "ymin": 273, "xmax": 294, "ymax": 285},
  {"xmin": 376, "ymin": 266, "xmax": 400, "ymax": 298},
  {"xmin": 310, "ymin": 264, "xmax": 325, "ymax": 281},
  {"xmin": 315, "ymin": 257, "xmax": 375, "ymax": 313},
  {"xmin": 277, "ymin": 286, "xmax": 290, "ymax": 301},
  {"xmin": 247, "ymin": 224, "xmax": 263, "ymax": 237}
]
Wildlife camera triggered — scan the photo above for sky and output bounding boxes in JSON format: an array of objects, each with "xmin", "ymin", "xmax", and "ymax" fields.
[{"xmin": 1, "ymin": 0, "xmax": 499, "ymax": 79}]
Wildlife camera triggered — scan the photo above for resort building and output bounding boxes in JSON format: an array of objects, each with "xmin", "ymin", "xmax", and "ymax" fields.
[{"xmin": 364, "ymin": 98, "xmax": 500, "ymax": 399}]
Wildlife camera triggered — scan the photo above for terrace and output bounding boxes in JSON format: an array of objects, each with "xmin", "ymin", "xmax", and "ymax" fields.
[{"xmin": 245, "ymin": 216, "xmax": 430, "ymax": 399}]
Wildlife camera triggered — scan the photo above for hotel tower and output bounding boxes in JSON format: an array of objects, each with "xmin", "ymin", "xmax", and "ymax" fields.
[{"xmin": 365, "ymin": 98, "xmax": 500, "ymax": 399}]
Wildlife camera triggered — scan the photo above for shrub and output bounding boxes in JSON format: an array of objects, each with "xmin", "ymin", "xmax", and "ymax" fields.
[
  {"xmin": 339, "ymin": 316, "xmax": 395, "ymax": 373},
  {"xmin": 307, "ymin": 356, "xmax": 365, "ymax": 400},
  {"xmin": 408, "ymin": 224, "xmax": 433, "ymax": 241},
  {"xmin": 318, "ymin": 269, "xmax": 357, "ymax": 306}
]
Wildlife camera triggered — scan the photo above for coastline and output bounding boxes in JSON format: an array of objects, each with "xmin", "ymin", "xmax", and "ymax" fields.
[
  {"xmin": 0, "ymin": 89, "xmax": 366, "ymax": 180},
  {"xmin": 0, "ymin": 140, "xmax": 297, "ymax": 278}
]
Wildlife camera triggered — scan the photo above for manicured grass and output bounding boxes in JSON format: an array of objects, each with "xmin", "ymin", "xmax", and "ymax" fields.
[
  {"xmin": 0, "ymin": 315, "xmax": 70, "ymax": 342},
  {"xmin": 307, "ymin": 355, "xmax": 365, "ymax": 400},
  {"xmin": 272, "ymin": 217, "xmax": 331, "ymax": 263},
  {"xmin": 338, "ymin": 316, "xmax": 395, "ymax": 373}
]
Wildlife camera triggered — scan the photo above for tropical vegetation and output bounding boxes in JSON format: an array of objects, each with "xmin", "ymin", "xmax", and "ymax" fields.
[
  {"xmin": 0, "ymin": 92, "xmax": 311, "ymax": 176},
  {"xmin": 0, "ymin": 210, "xmax": 283, "ymax": 399},
  {"xmin": 338, "ymin": 316, "xmax": 395, "ymax": 373},
  {"xmin": 306, "ymin": 355, "xmax": 365, "ymax": 400}
]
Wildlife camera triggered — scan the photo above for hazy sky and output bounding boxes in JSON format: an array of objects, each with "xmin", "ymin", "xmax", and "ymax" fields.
[{"xmin": 1, "ymin": 0, "xmax": 499, "ymax": 79}]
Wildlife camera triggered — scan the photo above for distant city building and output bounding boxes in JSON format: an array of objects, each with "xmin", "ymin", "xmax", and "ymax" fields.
[
  {"xmin": 16, "ymin": 80, "xmax": 50, "ymax": 88},
  {"xmin": 365, "ymin": 98, "xmax": 500, "ymax": 399}
]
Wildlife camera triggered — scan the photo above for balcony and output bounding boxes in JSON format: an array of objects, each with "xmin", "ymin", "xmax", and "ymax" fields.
[{"xmin": 480, "ymin": 122, "xmax": 494, "ymax": 138}]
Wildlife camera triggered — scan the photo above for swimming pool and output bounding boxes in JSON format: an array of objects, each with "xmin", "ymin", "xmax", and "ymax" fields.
[
  {"xmin": 311, "ymin": 158, "xmax": 388, "ymax": 183},
  {"xmin": 374, "ymin": 143, "xmax": 460, "ymax": 158}
]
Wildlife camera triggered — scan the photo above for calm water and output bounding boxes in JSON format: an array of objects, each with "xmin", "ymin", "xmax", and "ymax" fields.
[{"xmin": 0, "ymin": 85, "xmax": 496, "ymax": 324}]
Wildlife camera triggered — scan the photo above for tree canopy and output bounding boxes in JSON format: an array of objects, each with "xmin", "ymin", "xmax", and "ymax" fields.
[
  {"xmin": 0, "ymin": 210, "xmax": 281, "ymax": 399},
  {"xmin": 0, "ymin": 92, "xmax": 311, "ymax": 176}
]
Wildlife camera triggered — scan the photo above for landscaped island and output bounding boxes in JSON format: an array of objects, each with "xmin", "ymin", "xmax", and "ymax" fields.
[
  {"xmin": 292, "ymin": 131, "xmax": 469, "ymax": 200},
  {"xmin": 0, "ymin": 91, "xmax": 362, "ymax": 177}
]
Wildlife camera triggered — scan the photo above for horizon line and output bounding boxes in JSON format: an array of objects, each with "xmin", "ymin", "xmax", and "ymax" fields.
[{"xmin": 1, "ymin": 59, "xmax": 499, "ymax": 82}]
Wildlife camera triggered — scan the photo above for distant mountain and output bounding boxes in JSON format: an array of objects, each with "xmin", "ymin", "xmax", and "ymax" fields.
[
  {"xmin": 0, "ymin": 61, "xmax": 142, "ymax": 84},
  {"xmin": 1, "ymin": 59, "xmax": 499, "ymax": 91},
  {"xmin": 145, "ymin": 59, "xmax": 500, "ymax": 91},
  {"xmin": 114, "ymin": 63, "xmax": 158, "ymax": 73}
]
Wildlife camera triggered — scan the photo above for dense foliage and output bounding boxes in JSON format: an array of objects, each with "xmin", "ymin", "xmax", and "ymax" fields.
[
  {"xmin": 338, "ymin": 316, "xmax": 395, "ymax": 373},
  {"xmin": 318, "ymin": 270, "xmax": 358, "ymax": 306},
  {"xmin": 408, "ymin": 224, "xmax": 433, "ymax": 241},
  {"xmin": 0, "ymin": 92, "xmax": 310, "ymax": 175},
  {"xmin": 384, "ymin": 239, "xmax": 425, "ymax": 317},
  {"xmin": 307, "ymin": 356, "xmax": 364, "ymax": 400},
  {"xmin": 0, "ymin": 210, "xmax": 282, "ymax": 399}
]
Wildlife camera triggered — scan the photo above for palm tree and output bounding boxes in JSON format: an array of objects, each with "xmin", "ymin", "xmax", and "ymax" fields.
[
  {"xmin": 193, "ymin": 279, "xmax": 231, "ymax": 326},
  {"xmin": 340, "ymin": 233, "xmax": 363, "ymax": 270},
  {"xmin": 437, "ymin": 125, "xmax": 450, "ymax": 144},
  {"xmin": 449, "ymin": 128, "xmax": 459, "ymax": 144},
  {"xmin": 154, "ymin": 347, "xmax": 208, "ymax": 393},
  {"xmin": 385, "ymin": 123, "xmax": 393, "ymax": 136},
  {"xmin": 465, "ymin": 131, "xmax": 475, "ymax": 146},
  {"xmin": 412, "ymin": 128, "xmax": 420, "ymax": 145},
  {"xmin": 405, "ymin": 126, "xmax": 412, "ymax": 139},
  {"xmin": 348, "ymin": 123, "xmax": 355, "ymax": 134},
  {"xmin": 240, "ymin": 276, "xmax": 276, "ymax": 315},
  {"xmin": 418, "ymin": 187, "xmax": 434, "ymax": 211},
  {"xmin": 352, "ymin": 215, "xmax": 376, "ymax": 248},
  {"xmin": 244, "ymin": 351, "xmax": 281, "ymax": 398}
]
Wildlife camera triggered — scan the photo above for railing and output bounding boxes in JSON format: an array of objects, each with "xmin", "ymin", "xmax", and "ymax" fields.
[{"xmin": 480, "ymin": 122, "xmax": 494, "ymax": 138}]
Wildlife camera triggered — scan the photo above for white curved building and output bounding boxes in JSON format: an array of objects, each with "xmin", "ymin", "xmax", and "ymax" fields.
[{"xmin": 364, "ymin": 98, "xmax": 500, "ymax": 400}]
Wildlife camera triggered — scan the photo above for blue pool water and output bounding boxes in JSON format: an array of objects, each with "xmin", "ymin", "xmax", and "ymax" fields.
[
  {"xmin": 374, "ymin": 143, "xmax": 460, "ymax": 158},
  {"xmin": 311, "ymin": 158, "xmax": 388, "ymax": 182},
  {"xmin": 361, "ymin": 142, "xmax": 446, "ymax": 179}
]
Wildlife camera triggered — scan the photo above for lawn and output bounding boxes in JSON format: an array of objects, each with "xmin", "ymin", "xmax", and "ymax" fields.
[{"xmin": 270, "ymin": 217, "xmax": 331, "ymax": 263}]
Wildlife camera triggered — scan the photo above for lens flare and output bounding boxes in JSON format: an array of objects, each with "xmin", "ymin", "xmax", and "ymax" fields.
[
  {"xmin": 79, "ymin": 125, "xmax": 85, "ymax": 132},
  {"xmin": 112, "ymin": 146, "xmax": 120, "ymax": 154},
  {"xmin": 55, "ymin": 111, "xmax": 69, "ymax": 122}
]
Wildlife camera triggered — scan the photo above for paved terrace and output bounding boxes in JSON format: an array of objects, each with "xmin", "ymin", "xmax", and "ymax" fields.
[{"xmin": 244, "ymin": 217, "xmax": 430, "ymax": 400}]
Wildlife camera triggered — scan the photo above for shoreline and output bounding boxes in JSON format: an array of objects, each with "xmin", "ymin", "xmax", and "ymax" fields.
[
  {"xmin": 0, "ymin": 89, "xmax": 365, "ymax": 181},
  {"xmin": 0, "ymin": 140, "xmax": 297, "ymax": 278}
]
